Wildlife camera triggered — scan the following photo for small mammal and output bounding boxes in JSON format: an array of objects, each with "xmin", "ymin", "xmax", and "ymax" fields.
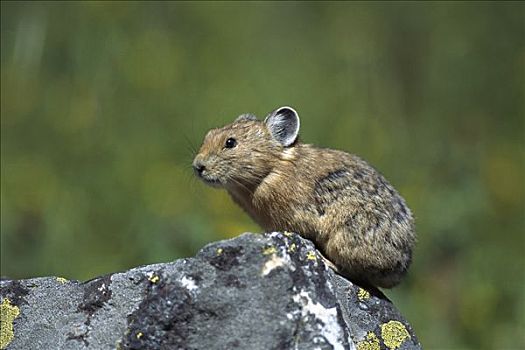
[{"xmin": 193, "ymin": 106, "xmax": 416, "ymax": 288}]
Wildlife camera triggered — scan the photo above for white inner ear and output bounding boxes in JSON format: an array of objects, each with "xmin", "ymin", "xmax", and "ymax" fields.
[{"xmin": 265, "ymin": 106, "xmax": 300, "ymax": 147}]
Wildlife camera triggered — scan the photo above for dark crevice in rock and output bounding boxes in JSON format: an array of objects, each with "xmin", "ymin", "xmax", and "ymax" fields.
[
  {"xmin": 0, "ymin": 280, "xmax": 30, "ymax": 306},
  {"xmin": 78, "ymin": 274, "xmax": 113, "ymax": 316}
]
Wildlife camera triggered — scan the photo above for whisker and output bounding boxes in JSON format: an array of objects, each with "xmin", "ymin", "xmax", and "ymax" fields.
[
  {"xmin": 183, "ymin": 133, "xmax": 198, "ymax": 156},
  {"xmin": 228, "ymin": 177, "xmax": 256, "ymax": 197}
]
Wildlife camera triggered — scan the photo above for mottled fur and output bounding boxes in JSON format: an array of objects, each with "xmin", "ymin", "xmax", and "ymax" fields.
[{"xmin": 193, "ymin": 107, "xmax": 416, "ymax": 288}]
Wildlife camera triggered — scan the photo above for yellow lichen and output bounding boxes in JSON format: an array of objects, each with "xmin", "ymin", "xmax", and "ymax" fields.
[
  {"xmin": 357, "ymin": 288, "xmax": 371, "ymax": 301},
  {"xmin": 283, "ymin": 231, "xmax": 293, "ymax": 237},
  {"xmin": 56, "ymin": 277, "xmax": 68, "ymax": 284},
  {"xmin": 306, "ymin": 251, "xmax": 317, "ymax": 260},
  {"xmin": 381, "ymin": 320, "xmax": 410, "ymax": 349},
  {"xmin": 1, "ymin": 298, "xmax": 20, "ymax": 349},
  {"xmin": 216, "ymin": 248, "xmax": 223, "ymax": 255},
  {"xmin": 263, "ymin": 246, "xmax": 277, "ymax": 255},
  {"xmin": 356, "ymin": 332, "xmax": 380, "ymax": 350},
  {"xmin": 288, "ymin": 243, "xmax": 296, "ymax": 252},
  {"xmin": 148, "ymin": 274, "xmax": 160, "ymax": 284},
  {"xmin": 136, "ymin": 331, "xmax": 144, "ymax": 339}
]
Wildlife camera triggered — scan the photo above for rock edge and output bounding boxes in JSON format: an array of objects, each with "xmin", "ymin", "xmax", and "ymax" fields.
[{"xmin": 0, "ymin": 232, "xmax": 421, "ymax": 350}]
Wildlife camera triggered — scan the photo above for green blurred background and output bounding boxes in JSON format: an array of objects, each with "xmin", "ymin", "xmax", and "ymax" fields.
[{"xmin": 1, "ymin": 2, "xmax": 524, "ymax": 349}]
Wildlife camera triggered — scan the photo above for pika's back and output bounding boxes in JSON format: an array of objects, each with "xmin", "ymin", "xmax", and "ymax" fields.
[{"xmin": 193, "ymin": 106, "xmax": 416, "ymax": 288}]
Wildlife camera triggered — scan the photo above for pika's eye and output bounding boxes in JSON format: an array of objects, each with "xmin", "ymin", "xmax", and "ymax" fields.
[{"xmin": 225, "ymin": 138, "xmax": 237, "ymax": 149}]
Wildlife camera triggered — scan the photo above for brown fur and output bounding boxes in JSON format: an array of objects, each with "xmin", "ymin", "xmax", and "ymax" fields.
[{"xmin": 193, "ymin": 109, "xmax": 416, "ymax": 288}]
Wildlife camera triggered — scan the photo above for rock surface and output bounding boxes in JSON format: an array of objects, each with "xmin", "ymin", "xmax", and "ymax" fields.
[{"xmin": 0, "ymin": 232, "xmax": 421, "ymax": 350}]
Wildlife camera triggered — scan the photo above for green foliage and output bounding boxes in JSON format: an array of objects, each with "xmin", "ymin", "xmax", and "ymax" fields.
[{"xmin": 1, "ymin": 2, "xmax": 523, "ymax": 348}]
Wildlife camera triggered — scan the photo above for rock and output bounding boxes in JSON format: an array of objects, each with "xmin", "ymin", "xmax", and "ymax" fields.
[{"xmin": 0, "ymin": 232, "xmax": 421, "ymax": 350}]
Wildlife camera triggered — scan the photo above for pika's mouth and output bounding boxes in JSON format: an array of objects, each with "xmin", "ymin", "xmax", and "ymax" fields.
[
  {"xmin": 192, "ymin": 160, "xmax": 223, "ymax": 188},
  {"xmin": 198, "ymin": 175, "xmax": 223, "ymax": 188}
]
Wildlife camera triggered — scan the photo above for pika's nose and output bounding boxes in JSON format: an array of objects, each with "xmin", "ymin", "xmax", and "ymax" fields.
[{"xmin": 193, "ymin": 161, "xmax": 206, "ymax": 176}]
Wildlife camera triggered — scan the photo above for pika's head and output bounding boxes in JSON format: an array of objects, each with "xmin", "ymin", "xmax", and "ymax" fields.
[{"xmin": 193, "ymin": 106, "xmax": 300, "ymax": 189}]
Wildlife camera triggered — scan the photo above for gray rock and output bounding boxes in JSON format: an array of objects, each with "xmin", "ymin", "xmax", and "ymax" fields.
[{"xmin": 0, "ymin": 232, "xmax": 421, "ymax": 350}]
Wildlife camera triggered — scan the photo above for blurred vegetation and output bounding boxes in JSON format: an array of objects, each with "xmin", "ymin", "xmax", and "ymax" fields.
[{"xmin": 1, "ymin": 2, "xmax": 524, "ymax": 349}]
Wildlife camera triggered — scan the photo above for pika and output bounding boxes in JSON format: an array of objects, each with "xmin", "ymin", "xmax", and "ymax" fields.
[{"xmin": 193, "ymin": 106, "xmax": 416, "ymax": 288}]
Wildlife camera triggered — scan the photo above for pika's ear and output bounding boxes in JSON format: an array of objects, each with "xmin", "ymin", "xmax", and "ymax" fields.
[
  {"xmin": 234, "ymin": 113, "xmax": 258, "ymax": 123},
  {"xmin": 264, "ymin": 106, "xmax": 300, "ymax": 147}
]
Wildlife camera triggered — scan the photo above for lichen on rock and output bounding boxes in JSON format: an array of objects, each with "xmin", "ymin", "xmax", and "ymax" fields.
[
  {"xmin": 381, "ymin": 320, "xmax": 411, "ymax": 349},
  {"xmin": 0, "ymin": 298, "xmax": 20, "ymax": 349}
]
